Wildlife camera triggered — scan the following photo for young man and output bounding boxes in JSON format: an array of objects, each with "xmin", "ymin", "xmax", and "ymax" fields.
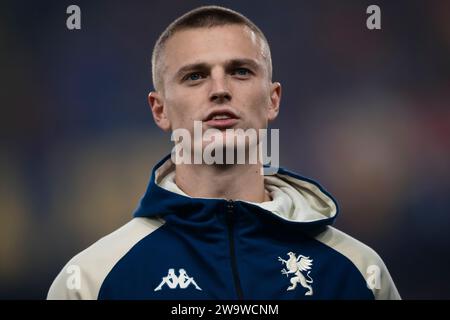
[{"xmin": 48, "ymin": 5, "xmax": 400, "ymax": 300}]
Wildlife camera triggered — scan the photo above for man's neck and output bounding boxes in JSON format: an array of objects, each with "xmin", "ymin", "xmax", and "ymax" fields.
[{"xmin": 174, "ymin": 163, "xmax": 270, "ymax": 203}]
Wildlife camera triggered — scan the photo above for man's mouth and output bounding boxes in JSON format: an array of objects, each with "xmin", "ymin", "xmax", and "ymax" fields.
[{"xmin": 203, "ymin": 110, "xmax": 239, "ymax": 129}]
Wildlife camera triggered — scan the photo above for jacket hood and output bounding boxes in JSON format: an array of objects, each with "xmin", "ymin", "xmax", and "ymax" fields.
[{"xmin": 134, "ymin": 154, "xmax": 338, "ymax": 228}]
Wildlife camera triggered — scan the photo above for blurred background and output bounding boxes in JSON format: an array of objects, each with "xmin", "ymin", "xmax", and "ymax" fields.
[{"xmin": 0, "ymin": 0, "xmax": 449, "ymax": 299}]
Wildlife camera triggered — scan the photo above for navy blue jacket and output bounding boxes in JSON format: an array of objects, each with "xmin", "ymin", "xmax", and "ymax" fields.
[{"xmin": 48, "ymin": 155, "xmax": 400, "ymax": 300}]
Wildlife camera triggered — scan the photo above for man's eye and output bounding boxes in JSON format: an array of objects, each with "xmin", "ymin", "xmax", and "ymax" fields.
[
  {"xmin": 233, "ymin": 68, "xmax": 251, "ymax": 77},
  {"xmin": 184, "ymin": 73, "xmax": 204, "ymax": 81}
]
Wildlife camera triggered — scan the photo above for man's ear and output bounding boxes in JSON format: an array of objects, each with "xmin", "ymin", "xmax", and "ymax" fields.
[
  {"xmin": 148, "ymin": 91, "xmax": 171, "ymax": 131},
  {"xmin": 267, "ymin": 82, "xmax": 281, "ymax": 122}
]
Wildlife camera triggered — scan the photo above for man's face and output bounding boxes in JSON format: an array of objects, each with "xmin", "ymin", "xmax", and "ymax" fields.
[{"xmin": 150, "ymin": 24, "xmax": 280, "ymax": 153}]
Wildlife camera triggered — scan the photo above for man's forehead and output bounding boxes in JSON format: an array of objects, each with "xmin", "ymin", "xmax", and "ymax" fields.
[{"xmin": 162, "ymin": 25, "xmax": 266, "ymax": 70}]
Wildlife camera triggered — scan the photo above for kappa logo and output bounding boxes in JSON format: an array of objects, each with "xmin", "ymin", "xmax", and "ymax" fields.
[
  {"xmin": 278, "ymin": 251, "xmax": 314, "ymax": 295},
  {"xmin": 154, "ymin": 268, "xmax": 202, "ymax": 291}
]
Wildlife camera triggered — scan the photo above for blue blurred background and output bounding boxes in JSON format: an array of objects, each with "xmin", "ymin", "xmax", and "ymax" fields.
[{"xmin": 1, "ymin": 0, "xmax": 449, "ymax": 299}]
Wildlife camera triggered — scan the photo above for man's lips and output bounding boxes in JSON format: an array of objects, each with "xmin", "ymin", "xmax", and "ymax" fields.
[
  {"xmin": 204, "ymin": 118, "xmax": 239, "ymax": 129},
  {"xmin": 203, "ymin": 108, "xmax": 240, "ymax": 129}
]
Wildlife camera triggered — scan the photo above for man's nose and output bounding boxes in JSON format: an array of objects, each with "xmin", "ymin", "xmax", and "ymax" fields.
[{"xmin": 209, "ymin": 73, "xmax": 232, "ymax": 103}]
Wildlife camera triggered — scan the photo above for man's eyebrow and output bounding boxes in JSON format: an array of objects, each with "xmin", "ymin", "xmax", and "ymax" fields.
[
  {"xmin": 174, "ymin": 62, "xmax": 210, "ymax": 80},
  {"xmin": 226, "ymin": 58, "xmax": 261, "ymax": 71}
]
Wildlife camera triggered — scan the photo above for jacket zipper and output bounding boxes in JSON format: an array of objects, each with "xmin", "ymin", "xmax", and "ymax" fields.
[{"xmin": 226, "ymin": 199, "xmax": 244, "ymax": 299}]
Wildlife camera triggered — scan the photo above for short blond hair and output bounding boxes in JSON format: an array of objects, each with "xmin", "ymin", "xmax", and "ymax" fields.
[{"xmin": 151, "ymin": 5, "xmax": 273, "ymax": 91}]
